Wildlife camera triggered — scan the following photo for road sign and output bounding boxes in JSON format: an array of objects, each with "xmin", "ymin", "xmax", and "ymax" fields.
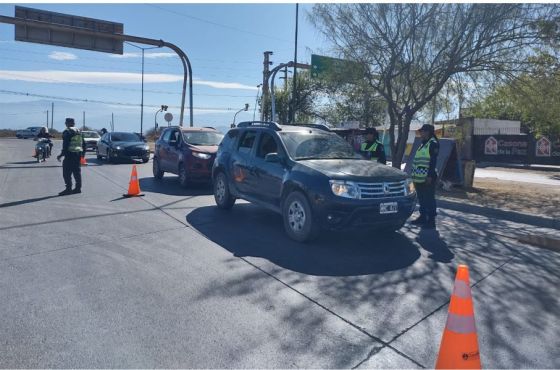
[
  {"xmin": 311, "ymin": 54, "xmax": 361, "ymax": 79},
  {"xmin": 164, "ymin": 113, "xmax": 173, "ymax": 123},
  {"xmin": 14, "ymin": 6, "xmax": 123, "ymax": 54}
]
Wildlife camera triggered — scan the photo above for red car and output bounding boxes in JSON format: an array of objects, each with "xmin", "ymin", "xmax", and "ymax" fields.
[{"xmin": 153, "ymin": 126, "xmax": 224, "ymax": 186}]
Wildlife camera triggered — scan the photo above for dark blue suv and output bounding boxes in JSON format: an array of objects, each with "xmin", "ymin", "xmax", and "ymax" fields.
[{"xmin": 212, "ymin": 121, "xmax": 416, "ymax": 242}]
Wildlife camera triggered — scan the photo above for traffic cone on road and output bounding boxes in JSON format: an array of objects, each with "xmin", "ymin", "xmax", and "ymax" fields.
[
  {"xmin": 435, "ymin": 265, "xmax": 481, "ymax": 369},
  {"xmin": 80, "ymin": 156, "xmax": 87, "ymax": 166},
  {"xmin": 123, "ymin": 165, "xmax": 144, "ymax": 197}
]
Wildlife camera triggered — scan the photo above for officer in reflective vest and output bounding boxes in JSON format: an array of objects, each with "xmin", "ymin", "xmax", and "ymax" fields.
[
  {"xmin": 360, "ymin": 127, "xmax": 386, "ymax": 164},
  {"xmin": 57, "ymin": 118, "xmax": 86, "ymax": 196},
  {"xmin": 410, "ymin": 124, "xmax": 439, "ymax": 229}
]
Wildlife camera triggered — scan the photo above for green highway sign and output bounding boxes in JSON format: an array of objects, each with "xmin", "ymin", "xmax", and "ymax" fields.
[{"xmin": 311, "ymin": 54, "xmax": 361, "ymax": 79}]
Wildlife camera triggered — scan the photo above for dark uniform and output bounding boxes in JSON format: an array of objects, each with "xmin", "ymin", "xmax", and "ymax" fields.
[
  {"xmin": 361, "ymin": 127, "xmax": 387, "ymax": 164},
  {"xmin": 411, "ymin": 124, "xmax": 439, "ymax": 228},
  {"xmin": 57, "ymin": 118, "xmax": 85, "ymax": 195}
]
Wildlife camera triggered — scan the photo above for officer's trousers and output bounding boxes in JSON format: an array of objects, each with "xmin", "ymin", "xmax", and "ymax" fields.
[
  {"xmin": 415, "ymin": 180, "xmax": 437, "ymax": 219},
  {"xmin": 62, "ymin": 152, "xmax": 82, "ymax": 190}
]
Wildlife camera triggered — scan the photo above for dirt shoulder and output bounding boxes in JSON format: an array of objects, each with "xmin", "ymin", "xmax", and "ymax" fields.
[{"xmin": 438, "ymin": 177, "xmax": 560, "ymax": 220}]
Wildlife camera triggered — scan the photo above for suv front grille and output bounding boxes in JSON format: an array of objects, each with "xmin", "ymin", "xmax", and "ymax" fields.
[{"xmin": 357, "ymin": 181, "xmax": 406, "ymax": 199}]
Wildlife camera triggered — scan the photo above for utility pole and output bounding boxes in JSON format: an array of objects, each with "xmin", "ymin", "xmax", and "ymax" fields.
[
  {"xmin": 111, "ymin": 113, "xmax": 114, "ymax": 132},
  {"xmin": 290, "ymin": 3, "xmax": 299, "ymax": 124},
  {"xmin": 83, "ymin": 111, "xmax": 85, "ymax": 130},
  {"xmin": 51, "ymin": 102, "xmax": 54, "ymax": 130},
  {"xmin": 46, "ymin": 110, "xmax": 49, "ymax": 126},
  {"xmin": 284, "ymin": 66, "xmax": 288, "ymax": 92},
  {"xmin": 261, "ymin": 51, "xmax": 273, "ymax": 121}
]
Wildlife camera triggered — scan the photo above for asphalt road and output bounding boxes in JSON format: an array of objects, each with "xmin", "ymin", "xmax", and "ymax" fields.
[{"xmin": 1, "ymin": 138, "xmax": 559, "ymax": 368}]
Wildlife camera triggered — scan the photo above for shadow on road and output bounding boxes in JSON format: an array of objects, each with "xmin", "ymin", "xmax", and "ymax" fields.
[
  {"xmin": 0, "ymin": 165, "xmax": 61, "ymax": 169},
  {"xmin": 0, "ymin": 195, "xmax": 59, "ymax": 208},
  {"xmin": 187, "ymin": 204, "xmax": 420, "ymax": 276},
  {"xmin": 139, "ymin": 177, "xmax": 212, "ymax": 197},
  {"xmin": 415, "ymin": 229, "xmax": 454, "ymax": 262}
]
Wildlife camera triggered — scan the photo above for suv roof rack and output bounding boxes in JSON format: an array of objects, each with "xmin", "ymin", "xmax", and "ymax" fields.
[
  {"xmin": 280, "ymin": 123, "xmax": 331, "ymax": 132},
  {"xmin": 236, "ymin": 121, "xmax": 282, "ymax": 131}
]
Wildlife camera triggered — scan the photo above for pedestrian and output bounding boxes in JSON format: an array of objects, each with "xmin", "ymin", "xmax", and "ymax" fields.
[
  {"xmin": 100, "ymin": 128, "xmax": 108, "ymax": 135},
  {"xmin": 360, "ymin": 127, "xmax": 386, "ymax": 164},
  {"xmin": 410, "ymin": 124, "xmax": 439, "ymax": 229},
  {"xmin": 56, "ymin": 118, "xmax": 86, "ymax": 196}
]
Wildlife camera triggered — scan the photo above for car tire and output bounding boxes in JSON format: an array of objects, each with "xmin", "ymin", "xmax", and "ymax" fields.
[
  {"xmin": 178, "ymin": 164, "xmax": 188, "ymax": 187},
  {"xmin": 213, "ymin": 171, "xmax": 235, "ymax": 210},
  {"xmin": 153, "ymin": 158, "xmax": 164, "ymax": 180},
  {"xmin": 107, "ymin": 149, "xmax": 114, "ymax": 163},
  {"xmin": 96, "ymin": 148, "xmax": 102, "ymax": 160},
  {"xmin": 282, "ymin": 191, "xmax": 319, "ymax": 243}
]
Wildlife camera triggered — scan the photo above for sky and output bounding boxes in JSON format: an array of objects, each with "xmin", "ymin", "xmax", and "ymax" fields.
[{"xmin": 0, "ymin": 2, "xmax": 331, "ymax": 132}]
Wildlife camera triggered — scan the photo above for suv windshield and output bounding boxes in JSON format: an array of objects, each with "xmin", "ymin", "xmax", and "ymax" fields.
[
  {"xmin": 183, "ymin": 131, "xmax": 224, "ymax": 146},
  {"xmin": 112, "ymin": 132, "xmax": 141, "ymax": 142},
  {"xmin": 280, "ymin": 131, "xmax": 359, "ymax": 160},
  {"xmin": 83, "ymin": 131, "xmax": 100, "ymax": 138}
]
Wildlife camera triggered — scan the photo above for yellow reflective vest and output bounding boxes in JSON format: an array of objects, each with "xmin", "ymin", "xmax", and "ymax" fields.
[
  {"xmin": 412, "ymin": 138, "xmax": 437, "ymax": 183},
  {"xmin": 66, "ymin": 128, "xmax": 83, "ymax": 153},
  {"xmin": 361, "ymin": 140, "xmax": 381, "ymax": 161}
]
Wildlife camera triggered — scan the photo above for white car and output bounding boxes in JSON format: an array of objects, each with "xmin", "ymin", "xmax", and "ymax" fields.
[
  {"xmin": 82, "ymin": 131, "xmax": 101, "ymax": 151},
  {"xmin": 16, "ymin": 126, "xmax": 44, "ymax": 139}
]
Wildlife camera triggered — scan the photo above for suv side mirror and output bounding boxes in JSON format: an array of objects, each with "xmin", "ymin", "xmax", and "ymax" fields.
[{"xmin": 265, "ymin": 153, "xmax": 282, "ymax": 163}]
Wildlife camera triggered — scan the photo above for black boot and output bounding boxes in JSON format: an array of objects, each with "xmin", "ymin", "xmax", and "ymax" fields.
[
  {"xmin": 58, "ymin": 188, "xmax": 72, "ymax": 196},
  {"xmin": 410, "ymin": 214, "xmax": 426, "ymax": 225},
  {"xmin": 71, "ymin": 188, "xmax": 81, "ymax": 194}
]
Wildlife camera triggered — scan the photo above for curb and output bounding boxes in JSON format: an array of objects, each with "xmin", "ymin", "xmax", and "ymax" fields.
[{"xmin": 437, "ymin": 198, "xmax": 560, "ymax": 230}]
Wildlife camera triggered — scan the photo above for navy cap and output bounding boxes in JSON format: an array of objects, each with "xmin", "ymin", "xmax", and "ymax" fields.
[{"xmin": 418, "ymin": 124, "xmax": 434, "ymax": 133}]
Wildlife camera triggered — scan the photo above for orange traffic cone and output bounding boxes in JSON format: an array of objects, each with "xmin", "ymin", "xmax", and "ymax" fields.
[
  {"xmin": 80, "ymin": 156, "xmax": 87, "ymax": 166},
  {"xmin": 123, "ymin": 165, "xmax": 144, "ymax": 197},
  {"xmin": 436, "ymin": 265, "xmax": 481, "ymax": 369}
]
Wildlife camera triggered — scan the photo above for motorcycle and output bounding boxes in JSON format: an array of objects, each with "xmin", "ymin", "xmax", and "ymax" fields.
[{"xmin": 34, "ymin": 138, "xmax": 52, "ymax": 162}]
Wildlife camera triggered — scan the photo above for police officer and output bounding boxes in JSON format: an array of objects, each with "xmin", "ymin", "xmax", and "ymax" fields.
[
  {"xmin": 410, "ymin": 124, "xmax": 439, "ymax": 229},
  {"xmin": 360, "ymin": 127, "xmax": 386, "ymax": 164},
  {"xmin": 57, "ymin": 118, "xmax": 85, "ymax": 196}
]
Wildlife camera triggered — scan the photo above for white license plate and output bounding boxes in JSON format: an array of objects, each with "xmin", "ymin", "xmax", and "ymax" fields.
[{"xmin": 380, "ymin": 202, "xmax": 398, "ymax": 214}]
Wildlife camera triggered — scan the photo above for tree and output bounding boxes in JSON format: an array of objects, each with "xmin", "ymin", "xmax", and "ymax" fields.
[
  {"xmin": 310, "ymin": 3, "xmax": 557, "ymax": 167},
  {"xmin": 470, "ymin": 53, "xmax": 560, "ymax": 136},
  {"xmin": 261, "ymin": 72, "xmax": 320, "ymax": 124}
]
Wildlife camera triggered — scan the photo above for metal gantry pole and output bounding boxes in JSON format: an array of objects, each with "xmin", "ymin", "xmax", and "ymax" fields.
[
  {"xmin": 141, "ymin": 48, "xmax": 144, "ymax": 136},
  {"xmin": 0, "ymin": 15, "xmax": 195, "ymax": 128}
]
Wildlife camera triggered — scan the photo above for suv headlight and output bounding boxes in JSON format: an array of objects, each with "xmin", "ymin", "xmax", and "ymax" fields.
[
  {"xmin": 404, "ymin": 178, "xmax": 416, "ymax": 195},
  {"xmin": 329, "ymin": 180, "xmax": 360, "ymax": 199},
  {"xmin": 192, "ymin": 152, "xmax": 211, "ymax": 159},
  {"xmin": 115, "ymin": 146, "xmax": 123, "ymax": 151}
]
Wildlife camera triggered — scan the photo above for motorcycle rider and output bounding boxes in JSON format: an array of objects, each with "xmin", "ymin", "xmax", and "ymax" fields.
[
  {"xmin": 36, "ymin": 127, "xmax": 53, "ymax": 157},
  {"xmin": 57, "ymin": 118, "xmax": 86, "ymax": 196}
]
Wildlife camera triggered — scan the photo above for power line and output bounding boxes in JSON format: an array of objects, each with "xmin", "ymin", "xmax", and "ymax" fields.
[
  {"xmin": 0, "ymin": 50, "xmax": 262, "ymax": 74},
  {"xmin": 0, "ymin": 71, "xmax": 255, "ymax": 97},
  {"xmin": 0, "ymin": 89, "xmax": 240, "ymax": 111},
  {"xmin": 147, "ymin": 4, "xmax": 291, "ymax": 43}
]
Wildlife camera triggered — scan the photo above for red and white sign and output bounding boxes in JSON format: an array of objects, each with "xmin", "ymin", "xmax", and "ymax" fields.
[
  {"xmin": 484, "ymin": 136, "xmax": 498, "ymax": 155},
  {"xmin": 536, "ymin": 137, "xmax": 551, "ymax": 157}
]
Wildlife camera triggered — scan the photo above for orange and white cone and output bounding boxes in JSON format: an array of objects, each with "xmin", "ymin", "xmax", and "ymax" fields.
[
  {"xmin": 435, "ymin": 265, "xmax": 481, "ymax": 369},
  {"xmin": 80, "ymin": 155, "xmax": 87, "ymax": 166},
  {"xmin": 123, "ymin": 165, "xmax": 144, "ymax": 197}
]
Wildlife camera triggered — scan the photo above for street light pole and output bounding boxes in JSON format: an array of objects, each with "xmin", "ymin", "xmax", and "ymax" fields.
[
  {"xmin": 232, "ymin": 104, "xmax": 249, "ymax": 127},
  {"xmin": 125, "ymin": 42, "xmax": 160, "ymax": 138},
  {"xmin": 253, "ymin": 84, "xmax": 262, "ymax": 121}
]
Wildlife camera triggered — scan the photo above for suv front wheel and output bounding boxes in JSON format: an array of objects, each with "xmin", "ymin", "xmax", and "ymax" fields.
[
  {"xmin": 214, "ymin": 172, "xmax": 235, "ymax": 209},
  {"xmin": 282, "ymin": 191, "xmax": 319, "ymax": 243}
]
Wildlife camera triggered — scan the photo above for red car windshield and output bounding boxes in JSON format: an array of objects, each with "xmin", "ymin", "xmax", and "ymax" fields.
[{"xmin": 183, "ymin": 131, "xmax": 223, "ymax": 146}]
